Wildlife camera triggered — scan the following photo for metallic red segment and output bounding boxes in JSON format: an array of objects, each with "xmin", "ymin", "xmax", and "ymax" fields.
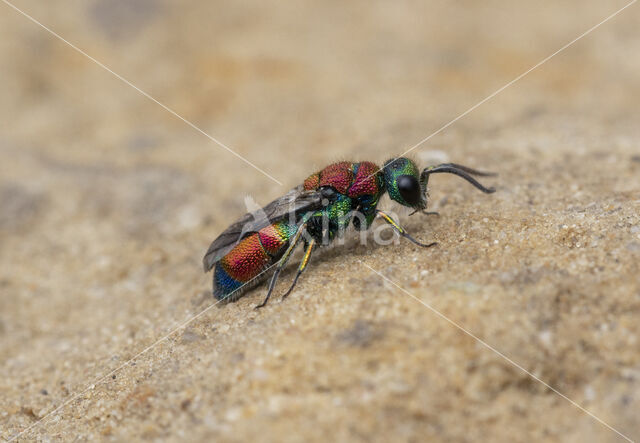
[
  {"xmin": 303, "ymin": 172, "xmax": 320, "ymax": 191},
  {"xmin": 258, "ymin": 223, "xmax": 289, "ymax": 254},
  {"xmin": 348, "ymin": 161, "xmax": 380, "ymax": 197},
  {"xmin": 317, "ymin": 161, "xmax": 353, "ymax": 194},
  {"xmin": 220, "ymin": 233, "xmax": 270, "ymax": 282}
]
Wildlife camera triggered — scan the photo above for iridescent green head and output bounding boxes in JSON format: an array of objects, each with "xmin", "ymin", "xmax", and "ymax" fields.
[
  {"xmin": 383, "ymin": 157, "xmax": 426, "ymax": 210},
  {"xmin": 383, "ymin": 157, "xmax": 497, "ymax": 212}
]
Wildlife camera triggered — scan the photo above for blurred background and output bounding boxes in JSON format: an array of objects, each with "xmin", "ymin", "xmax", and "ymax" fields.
[{"xmin": 1, "ymin": 1, "xmax": 639, "ymax": 441}]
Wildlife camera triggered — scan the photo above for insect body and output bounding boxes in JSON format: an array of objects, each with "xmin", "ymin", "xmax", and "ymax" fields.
[{"xmin": 203, "ymin": 158, "xmax": 495, "ymax": 308}]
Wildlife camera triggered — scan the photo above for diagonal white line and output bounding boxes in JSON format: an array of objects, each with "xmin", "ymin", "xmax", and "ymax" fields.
[
  {"xmin": 363, "ymin": 263, "xmax": 634, "ymax": 443},
  {"xmin": 397, "ymin": 0, "xmax": 638, "ymax": 159},
  {"xmin": 2, "ymin": 0, "xmax": 637, "ymax": 441},
  {"xmin": 364, "ymin": 0, "xmax": 637, "ymax": 183},
  {"xmin": 6, "ymin": 262, "xmax": 280, "ymax": 442},
  {"xmin": 0, "ymin": 0, "xmax": 284, "ymax": 186}
]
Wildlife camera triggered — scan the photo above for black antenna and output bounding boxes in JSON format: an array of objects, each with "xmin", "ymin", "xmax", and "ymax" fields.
[{"xmin": 420, "ymin": 163, "xmax": 496, "ymax": 194}]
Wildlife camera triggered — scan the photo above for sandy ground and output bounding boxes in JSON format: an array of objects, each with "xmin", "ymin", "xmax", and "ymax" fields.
[{"xmin": 1, "ymin": 1, "xmax": 640, "ymax": 441}]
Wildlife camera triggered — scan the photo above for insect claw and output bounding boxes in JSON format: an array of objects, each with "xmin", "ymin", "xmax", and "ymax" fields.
[
  {"xmin": 415, "ymin": 240, "xmax": 438, "ymax": 248},
  {"xmin": 280, "ymin": 282, "xmax": 297, "ymax": 301},
  {"xmin": 409, "ymin": 209, "xmax": 439, "ymax": 216},
  {"xmin": 402, "ymin": 231, "xmax": 437, "ymax": 248}
]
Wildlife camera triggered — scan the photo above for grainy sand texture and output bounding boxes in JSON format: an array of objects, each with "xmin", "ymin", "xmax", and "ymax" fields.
[{"xmin": 1, "ymin": 1, "xmax": 639, "ymax": 442}]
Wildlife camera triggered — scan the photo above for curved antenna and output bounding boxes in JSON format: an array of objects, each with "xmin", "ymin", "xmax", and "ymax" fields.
[
  {"xmin": 438, "ymin": 163, "xmax": 497, "ymax": 177},
  {"xmin": 420, "ymin": 163, "xmax": 496, "ymax": 194}
]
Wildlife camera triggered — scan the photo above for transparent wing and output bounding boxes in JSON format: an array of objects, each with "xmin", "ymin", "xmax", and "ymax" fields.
[{"xmin": 202, "ymin": 185, "xmax": 323, "ymax": 271}]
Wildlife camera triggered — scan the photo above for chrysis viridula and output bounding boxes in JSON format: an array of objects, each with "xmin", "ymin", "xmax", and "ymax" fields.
[{"xmin": 203, "ymin": 158, "xmax": 496, "ymax": 308}]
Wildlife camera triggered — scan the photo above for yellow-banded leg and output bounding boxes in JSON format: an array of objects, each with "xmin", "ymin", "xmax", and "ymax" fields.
[
  {"xmin": 281, "ymin": 238, "xmax": 316, "ymax": 301},
  {"xmin": 376, "ymin": 210, "xmax": 437, "ymax": 248},
  {"xmin": 255, "ymin": 222, "xmax": 308, "ymax": 309}
]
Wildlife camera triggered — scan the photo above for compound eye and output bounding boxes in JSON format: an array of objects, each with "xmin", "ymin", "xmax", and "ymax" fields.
[{"xmin": 397, "ymin": 175, "xmax": 421, "ymax": 206}]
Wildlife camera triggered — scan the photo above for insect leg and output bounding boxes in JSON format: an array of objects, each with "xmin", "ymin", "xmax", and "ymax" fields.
[
  {"xmin": 281, "ymin": 238, "xmax": 316, "ymax": 301},
  {"xmin": 255, "ymin": 222, "xmax": 308, "ymax": 309},
  {"xmin": 409, "ymin": 209, "xmax": 440, "ymax": 216},
  {"xmin": 376, "ymin": 210, "xmax": 437, "ymax": 248}
]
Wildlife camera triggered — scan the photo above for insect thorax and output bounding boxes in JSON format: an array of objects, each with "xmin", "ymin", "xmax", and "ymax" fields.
[{"xmin": 301, "ymin": 161, "xmax": 385, "ymax": 245}]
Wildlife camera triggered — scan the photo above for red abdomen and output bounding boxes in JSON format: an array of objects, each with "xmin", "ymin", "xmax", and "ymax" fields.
[{"xmin": 213, "ymin": 221, "xmax": 297, "ymax": 300}]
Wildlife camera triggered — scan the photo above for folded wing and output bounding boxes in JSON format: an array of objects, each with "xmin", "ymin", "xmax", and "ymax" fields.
[{"xmin": 202, "ymin": 185, "xmax": 324, "ymax": 272}]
